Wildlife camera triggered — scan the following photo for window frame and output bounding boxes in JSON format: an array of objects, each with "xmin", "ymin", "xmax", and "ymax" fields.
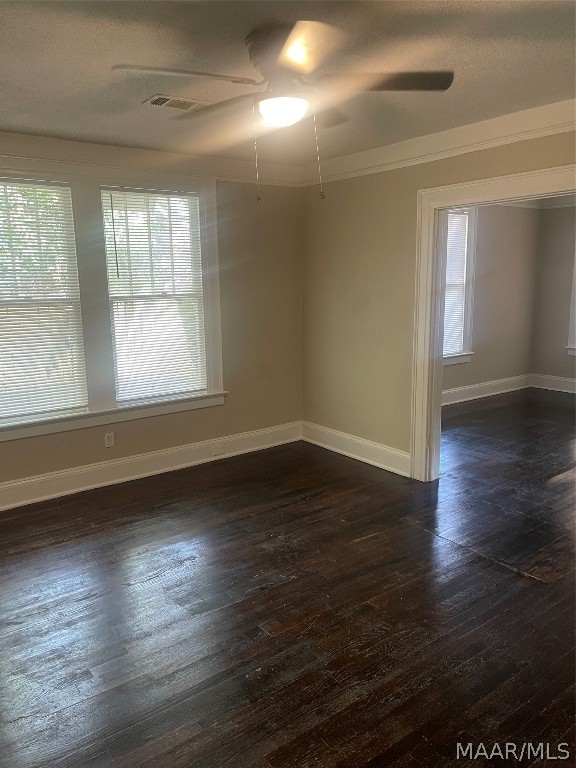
[
  {"xmin": 0, "ymin": 177, "xmax": 90, "ymax": 426},
  {"xmin": 442, "ymin": 206, "xmax": 477, "ymax": 364},
  {"xmin": 0, "ymin": 168, "xmax": 224, "ymax": 443},
  {"xmin": 101, "ymin": 185, "xmax": 220, "ymax": 405}
]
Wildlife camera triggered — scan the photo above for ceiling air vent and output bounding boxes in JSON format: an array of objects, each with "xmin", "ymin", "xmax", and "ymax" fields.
[
  {"xmin": 149, "ymin": 96, "xmax": 171, "ymax": 107},
  {"xmin": 143, "ymin": 94, "xmax": 209, "ymax": 112}
]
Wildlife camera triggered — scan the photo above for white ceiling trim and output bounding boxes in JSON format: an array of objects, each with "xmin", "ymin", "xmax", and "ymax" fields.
[
  {"xmin": 498, "ymin": 195, "xmax": 576, "ymax": 209},
  {"xmin": 0, "ymin": 99, "xmax": 573, "ymax": 188},
  {"xmin": 298, "ymin": 99, "xmax": 576, "ymax": 186},
  {"xmin": 0, "ymin": 131, "xmax": 303, "ymax": 188}
]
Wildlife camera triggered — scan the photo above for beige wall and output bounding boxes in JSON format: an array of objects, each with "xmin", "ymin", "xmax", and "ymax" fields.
[
  {"xmin": 442, "ymin": 205, "xmax": 539, "ymax": 390},
  {"xmin": 0, "ymin": 181, "xmax": 302, "ymax": 482},
  {"xmin": 303, "ymin": 132, "xmax": 575, "ymax": 453},
  {"xmin": 1, "ymin": 130, "xmax": 574, "ymax": 484},
  {"xmin": 532, "ymin": 206, "xmax": 576, "ymax": 378}
]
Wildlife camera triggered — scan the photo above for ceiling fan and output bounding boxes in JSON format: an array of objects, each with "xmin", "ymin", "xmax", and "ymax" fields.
[{"xmin": 113, "ymin": 20, "xmax": 454, "ymax": 129}]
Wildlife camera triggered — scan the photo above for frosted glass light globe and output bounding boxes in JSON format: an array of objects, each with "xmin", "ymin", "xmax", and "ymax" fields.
[{"xmin": 258, "ymin": 97, "xmax": 309, "ymax": 127}]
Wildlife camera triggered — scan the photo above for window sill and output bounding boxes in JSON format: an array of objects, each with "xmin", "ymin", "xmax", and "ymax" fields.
[
  {"xmin": 0, "ymin": 391, "xmax": 227, "ymax": 443},
  {"xmin": 443, "ymin": 353, "xmax": 474, "ymax": 366},
  {"xmin": 566, "ymin": 346, "xmax": 576, "ymax": 357}
]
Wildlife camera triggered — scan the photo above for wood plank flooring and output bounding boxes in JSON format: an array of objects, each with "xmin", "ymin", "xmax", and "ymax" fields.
[{"xmin": 0, "ymin": 389, "xmax": 574, "ymax": 767}]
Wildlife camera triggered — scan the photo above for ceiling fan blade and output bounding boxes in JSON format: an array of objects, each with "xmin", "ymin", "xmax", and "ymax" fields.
[
  {"xmin": 174, "ymin": 92, "xmax": 256, "ymax": 120},
  {"xmin": 316, "ymin": 106, "xmax": 348, "ymax": 129},
  {"xmin": 277, "ymin": 20, "xmax": 345, "ymax": 75},
  {"xmin": 112, "ymin": 64, "xmax": 264, "ymax": 86},
  {"xmin": 315, "ymin": 71, "xmax": 455, "ymax": 91}
]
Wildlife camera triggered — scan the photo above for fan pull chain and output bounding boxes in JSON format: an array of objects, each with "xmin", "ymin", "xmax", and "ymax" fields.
[
  {"xmin": 312, "ymin": 102, "xmax": 326, "ymax": 200},
  {"xmin": 252, "ymin": 101, "xmax": 261, "ymax": 203},
  {"xmin": 109, "ymin": 192, "xmax": 120, "ymax": 278}
]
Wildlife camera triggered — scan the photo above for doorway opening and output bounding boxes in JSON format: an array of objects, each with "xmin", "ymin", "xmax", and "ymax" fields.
[
  {"xmin": 410, "ymin": 165, "xmax": 575, "ymax": 483},
  {"xmin": 438, "ymin": 196, "xmax": 575, "ymax": 523}
]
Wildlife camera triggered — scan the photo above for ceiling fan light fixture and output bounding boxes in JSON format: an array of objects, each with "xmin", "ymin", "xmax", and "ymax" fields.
[{"xmin": 258, "ymin": 96, "xmax": 309, "ymax": 127}]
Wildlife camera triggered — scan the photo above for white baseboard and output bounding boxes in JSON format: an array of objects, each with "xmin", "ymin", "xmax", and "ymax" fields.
[
  {"xmin": 0, "ymin": 422, "xmax": 301, "ymax": 512},
  {"xmin": 301, "ymin": 422, "xmax": 411, "ymax": 477},
  {"xmin": 442, "ymin": 375, "xmax": 530, "ymax": 406},
  {"xmin": 530, "ymin": 374, "xmax": 576, "ymax": 394},
  {"xmin": 0, "ymin": 419, "xmax": 414, "ymax": 512},
  {"xmin": 442, "ymin": 373, "xmax": 576, "ymax": 405},
  {"xmin": 4, "ymin": 374, "xmax": 573, "ymax": 511}
]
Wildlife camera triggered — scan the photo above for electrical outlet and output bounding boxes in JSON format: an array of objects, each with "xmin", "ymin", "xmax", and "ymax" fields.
[{"xmin": 104, "ymin": 432, "xmax": 115, "ymax": 448}]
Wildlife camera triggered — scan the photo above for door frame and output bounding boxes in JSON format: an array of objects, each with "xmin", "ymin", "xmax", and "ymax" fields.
[{"xmin": 410, "ymin": 164, "xmax": 576, "ymax": 482}]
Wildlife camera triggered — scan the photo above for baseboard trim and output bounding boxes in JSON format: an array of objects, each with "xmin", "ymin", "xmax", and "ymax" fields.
[
  {"xmin": 0, "ymin": 422, "xmax": 302, "ymax": 512},
  {"xmin": 442, "ymin": 374, "xmax": 576, "ymax": 405},
  {"xmin": 0, "ymin": 420, "xmax": 415, "ymax": 512},
  {"xmin": 4, "ymin": 378, "xmax": 573, "ymax": 510},
  {"xmin": 302, "ymin": 422, "xmax": 411, "ymax": 477},
  {"xmin": 530, "ymin": 374, "xmax": 576, "ymax": 394},
  {"xmin": 442, "ymin": 375, "xmax": 530, "ymax": 405}
]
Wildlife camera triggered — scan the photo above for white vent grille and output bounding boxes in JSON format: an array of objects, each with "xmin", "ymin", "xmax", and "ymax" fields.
[{"xmin": 143, "ymin": 94, "xmax": 208, "ymax": 112}]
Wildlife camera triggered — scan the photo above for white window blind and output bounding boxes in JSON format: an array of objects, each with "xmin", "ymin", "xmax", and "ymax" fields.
[
  {"xmin": 101, "ymin": 189, "xmax": 207, "ymax": 404},
  {"xmin": 0, "ymin": 180, "xmax": 88, "ymax": 425},
  {"xmin": 443, "ymin": 209, "xmax": 471, "ymax": 357}
]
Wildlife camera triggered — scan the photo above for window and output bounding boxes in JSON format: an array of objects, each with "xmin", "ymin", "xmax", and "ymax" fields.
[
  {"xmin": 102, "ymin": 189, "xmax": 207, "ymax": 403},
  {"xmin": 0, "ymin": 175, "xmax": 223, "ymax": 436},
  {"xmin": 443, "ymin": 207, "xmax": 476, "ymax": 360},
  {"xmin": 0, "ymin": 180, "xmax": 88, "ymax": 426}
]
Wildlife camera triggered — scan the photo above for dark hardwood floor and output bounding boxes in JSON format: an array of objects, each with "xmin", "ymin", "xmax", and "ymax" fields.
[{"xmin": 0, "ymin": 389, "xmax": 574, "ymax": 767}]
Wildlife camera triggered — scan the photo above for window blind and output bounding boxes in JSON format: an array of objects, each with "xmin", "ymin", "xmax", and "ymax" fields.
[
  {"xmin": 443, "ymin": 210, "xmax": 469, "ymax": 356},
  {"xmin": 0, "ymin": 180, "xmax": 88, "ymax": 425},
  {"xmin": 101, "ymin": 189, "xmax": 207, "ymax": 403}
]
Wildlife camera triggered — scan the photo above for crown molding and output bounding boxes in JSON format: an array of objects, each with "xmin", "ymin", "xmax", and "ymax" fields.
[
  {"xmin": 298, "ymin": 99, "xmax": 576, "ymax": 186},
  {"xmin": 498, "ymin": 194, "xmax": 576, "ymax": 209},
  {"xmin": 0, "ymin": 99, "xmax": 574, "ymax": 188},
  {"xmin": 0, "ymin": 130, "xmax": 302, "ymax": 187}
]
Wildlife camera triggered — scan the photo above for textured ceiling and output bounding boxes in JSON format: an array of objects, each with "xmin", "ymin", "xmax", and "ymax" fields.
[{"xmin": 0, "ymin": 1, "xmax": 574, "ymax": 164}]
